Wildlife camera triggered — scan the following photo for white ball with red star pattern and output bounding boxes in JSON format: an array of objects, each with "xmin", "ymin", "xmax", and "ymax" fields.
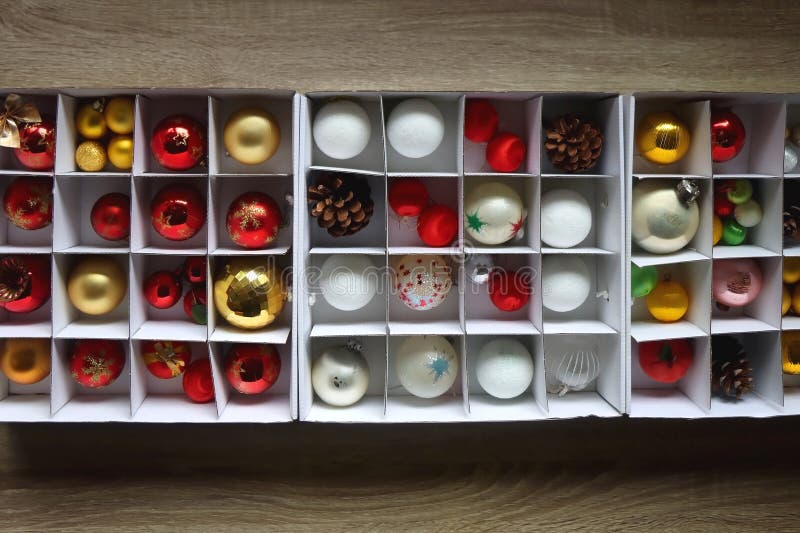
[
  {"xmin": 540, "ymin": 188, "xmax": 592, "ymax": 248},
  {"xmin": 392, "ymin": 254, "xmax": 452, "ymax": 311},
  {"xmin": 395, "ymin": 335, "xmax": 458, "ymax": 398},
  {"xmin": 463, "ymin": 181, "xmax": 525, "ymax": 245}
]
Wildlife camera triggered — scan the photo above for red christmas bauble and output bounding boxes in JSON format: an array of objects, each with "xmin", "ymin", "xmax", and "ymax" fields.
[
  {"xmin": 3, "ymin": 176, "xmax": 52, "ymax": 230},
  {"xmin": 90, "ymin": 192, "xmax": 130, "ymax": 241},
  {"xmin": 183, "ymin": 286, "xmax": 207, "ymax": 325},
  {"xmin": 224, "ymin": 343, "xmax": 281, "ymax": 395},
  {"xmin": 183, "ymin": 358, "xmax": 215, "ymax": 403},
  {"xmin": 638, "ymin": 339, "xmax": 693, "ymax": 383},
  {"xmin": 150, "ymin": 115, "xmax": 206, "ymax": 171},
  {"xmin": 417, "ymin": 204, "xmax": 458, "ymax": 247},
  {"xmin": 143, "ymin": 270, "xmax": 182, "ymax": 309},
  {"xmin": 711, "ymin": 109, "xmax": 746, "ymax": 163},
  {"xmin": 150, "ymin": 184, "xmax": 206, "ymax": 241},
  {"xmin": 486, "ymin": 132, "xmax": 526, "ymax": 172},
  {"xmin": 14, "ymin": 117, "xmax": 56, "ymax": 171},
  {"xmin": 69, "ymin": 339, "xmax": 125, "ymax": 389},
  {"xmin": 182, "ymin": 256, "xmax": 206, "ymax": 284},
  {"xmin": 225, "ymin": 191, "xmax": 282, "ymax": 249},
  {"xmin": 141, "ymin": 340, "xmax": 192, "ymax": 379},
  {"xmin": 488, "ymin": 269, "xmax": 532, "ymax": 312},
  {"xmin": 714, "ymin": 195, "xmax": 734, "ymax": 217},
  {"xmin": 0, "ymin": 255, "xmax": 50, "ymax": 313},
  {"xmin": 389, "ymin": 178, "xmax": 429, "ymax": 218},
  {"xmin": 464, "ymin": 99, "xmax": 499, "ymax": 143}
]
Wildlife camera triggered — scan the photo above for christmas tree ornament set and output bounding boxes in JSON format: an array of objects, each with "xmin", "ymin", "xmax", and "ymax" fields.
[{"xmin": 72, "ymin": 97, "xmax": 135, "ymax": 172}]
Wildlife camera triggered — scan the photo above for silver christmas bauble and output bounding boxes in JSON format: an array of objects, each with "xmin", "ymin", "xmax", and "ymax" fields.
[
  {"xmin": 311, "ymin": 345, "xmax": 370, "ymax": 407},
  {"xmin": 786, "ymin": 142, "xmax": 799, "ymax": 174},
  {"xmin": 464, "ymin": 253, "xmax": 495, "ymax": 285},
  {"xmin": 464, "ymin": 182, "xmax": 525, "ymax": 245},
  {"xmin": 395, "ymin": 335, "xmax": 458, "ymax": 399},
  {"xmin": 631, "ymin": 179, "xmax": 700, "ymax": 254}
]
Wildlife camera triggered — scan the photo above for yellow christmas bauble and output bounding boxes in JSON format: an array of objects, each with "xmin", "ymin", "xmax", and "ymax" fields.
[
  {"xmin": 646, "ymin": 279, "xmax": 689, "ymax": 322},
  {"xmin": 792, "ymin": 284, "xmax": 800, "ymax": 316},
  {"xmin": 0, "ymin": 338, "xmax": 51, "ymax": 385},
  {"xmin": 67, "ymin": 256, "xmax": 127, "ymax": 316},
  {"xmin": 107, "ymin": 135, "xmax": 133, "ymax": 170},
  {"xmin": 713, "ymin": 215, "xmax": 723, "ymax": 245},
  {"xmin": 75, "ymin": 103, "xmax": 107, "ymax": 139},
  {"xmin": 783, "ymin": 284, "xmax": 792, "ymax": 316},
  {"xmin": 75, "ymin": 140, "xmax": 108, "ymax": 172},
  {"xmin": 636, "ymin": 111, "xmax": 691, "ymax": 165},
  {"xmin": 783, "ymin": 331, "xmax": 800, "ymax": 374},
  {"xmin": 214, "ymin": 257, "xmax": 287, "ymax": 330},
  {"xmin": 223, "ymin": 107, "xmax": 281, "ymax": 165},
  {"xmin": 784, "ymin": 257, "xmax": 800, "ymax": 284},
  {"xmin": 104, "ymin": 97, "xmax": 135, "ymax": 135}
]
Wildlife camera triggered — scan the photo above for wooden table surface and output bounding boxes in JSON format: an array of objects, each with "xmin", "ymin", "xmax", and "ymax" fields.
[{"xmin": 3, "ymin": 1, "xmax": 800, "ymax": 530}]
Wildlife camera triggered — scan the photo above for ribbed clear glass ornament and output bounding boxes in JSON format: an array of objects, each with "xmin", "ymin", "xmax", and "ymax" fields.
[{"xmin": 545, "ymin": 349, "xmax": 600, "ymax": 396}]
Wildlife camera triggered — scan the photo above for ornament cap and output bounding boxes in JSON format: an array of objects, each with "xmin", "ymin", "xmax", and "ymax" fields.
[{"xmin": 676, "ymin": 179, "xmax": 700, "ymax": 205}]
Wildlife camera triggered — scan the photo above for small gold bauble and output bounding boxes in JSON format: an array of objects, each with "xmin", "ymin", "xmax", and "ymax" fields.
[
  {"xmin": 223, "ymin": 107, "xmax": 281, "ymax": 165},
  {"xmin": 783, "ymin": 331, "xmax": 800, "ymax": 374},
  {"xmin": 0, "ymin": 338, "xmax": 51, "ymax": 385},
  {"xmin": 67, "ymin": 256, "xmax": 127, "ymax": 316},
  {"xmin": 107, "ymin": 135, "xmax": 133, "ymax": 170},
  {"xmin": 213, "ymin": 257, "xmax": 287, "ymax": 330},
  {"xmin": 784, "ymin": 257, "xmax": 800, "ymax": 284},
  {"xmin": 76, "ymin": 140, "xmax": 107, "ymax": 172},
  {"xmin": 636, "ymin": 111, "xmax": 691, "ymax": 165},
  {"xmin": 783, "ymin": 284, "xmax": 792, "ymax": 316},
  {"xmin": 75, "ymin": 103, "xmax": 107, "ymax": 139},
  {"xmin": 104, "ymin": 97, "xmax": 135, "ymax": 135}
]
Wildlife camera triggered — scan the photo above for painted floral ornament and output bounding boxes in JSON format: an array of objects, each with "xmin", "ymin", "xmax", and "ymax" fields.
[
  {"xmin": 392, "ymin": 254, "xmax": 452, "ymax": 311},
  {"xmin": 394, "ymin": 335, "xmax": 458, "ymax": 398},
  {"xmin": 463, "ymin": 181, "xmax": 525, "ymax": 245}
]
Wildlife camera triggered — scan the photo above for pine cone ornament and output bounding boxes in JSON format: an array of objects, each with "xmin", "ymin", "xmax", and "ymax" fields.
[
  {"xmin": 785, "ymin": 181, "xmax": 800, "ymax": 241},
  {"xmin": 544, "ymin": 115, "xmax": 603, "ymax": 173},
  {"xmin": 711, "ymin": 335, "xmax": 753, "ymax": 400},
  {"xmin": 308, "ymin": 174, "xmax": 374, "ymax": 237}
]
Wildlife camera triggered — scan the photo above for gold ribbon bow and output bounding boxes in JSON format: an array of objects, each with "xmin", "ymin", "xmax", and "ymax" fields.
[
  {"xmin": 144, "ymin": 341, "xmax": 188, "ymax": 376},
  {"xmin": 0, "ymin": 94, "xmax": 42, "ymax": 149}
]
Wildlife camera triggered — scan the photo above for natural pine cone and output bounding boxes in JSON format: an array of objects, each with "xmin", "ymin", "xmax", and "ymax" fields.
[
  {"xmin": 711, "ymin": 335, "xmax": 753, "ymax": 400},
  {"xmin": 544, "ymin": 115, "xmax": 603, "ymax": 173},
  {"xmin": 308, "ymin": 173, "xmax": 374, "ymax": 237}
]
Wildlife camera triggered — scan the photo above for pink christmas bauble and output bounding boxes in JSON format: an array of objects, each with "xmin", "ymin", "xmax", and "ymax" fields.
[{"xmin": 712, "ymin": 258, "xmax": 763, "ymax": 308}]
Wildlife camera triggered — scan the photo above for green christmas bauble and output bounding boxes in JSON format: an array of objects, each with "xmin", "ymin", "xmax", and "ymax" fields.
[
  {"xmin": 726, "ymin": 180, "xmax": 753, "ymax": 205},
  {"xmin": 631, "ymin": 263, "xmax": 659, "ymax": 298},
  {"xmin": 721, "ymin": 219, "xmax": 747, "ymax": 245}
]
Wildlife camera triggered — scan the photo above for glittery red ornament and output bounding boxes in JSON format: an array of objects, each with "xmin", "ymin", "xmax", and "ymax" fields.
[
  {"xmin": 488, "ymin": 269, "xmax": 532, "ymax": 312},
  {"xmin": 183, "ymin": 286, "xmax": 207, "ymax": 325},
  {"xmin": 183, "ymin": 358, "xmax": 215, "ymax": 403},
  {"xmin": 150, "ymin": 184, "xmax": 206, "ymax": 241},
  {"xmin": 142, "ymin": 340, "xmax": 192, "ymax": 379},
  {"xmin": 182, "ymin": 256, "xmax": 206, "ymax": 284},
  {"xmin": 0, "ymin": 255, "xmax": 50, "ymax": 313},
  {"xmin": 3, "ymin": 176, "xmax": 52, "ymax": 230},
  {"xmin": 486, "ymin": 132, "xmax": 526, "ymax": 173},
  {"xmin": 150, "ymin": 115, "xmax": 206, "ymax": 171},
  {"xmin": 143, "ymin": 270, "xmax": 182, "ymax": 309},
  {"xmin": 13, "ymin": 117, "xmax": 56, "ymax": 171},
  {"xmin": 90, "ymin": 192, "xmax": 130, "ymax": 241},
  {"xmin": 224, "ymin": 343, "xmax": 281, "ymax": 395},
  {"xmin": 225, "ymin": 191, "xmax": 282, "ymax": 249},
  {"xmin": 388, "ymin": 178, "xmax": 429, "ymax": 218},
  {"xmin": 464, "ymin": 100, "xmax": 499, "ymax": 143},
  {"xmin": 70, "ymin": 339, "xmax": 125, "ymax": 389},
  {"xmin": 711, "ymin": 109, "xmax": 746, "ymax": 163},
  {"xmin": 417, "ymin": 204, "xmax": 458, "ymax": 247}
]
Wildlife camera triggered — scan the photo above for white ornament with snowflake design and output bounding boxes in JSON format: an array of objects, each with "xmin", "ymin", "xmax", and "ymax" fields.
[{"xmin": 395, "ymin": 335, "xmax": 458, "ymax": 399}]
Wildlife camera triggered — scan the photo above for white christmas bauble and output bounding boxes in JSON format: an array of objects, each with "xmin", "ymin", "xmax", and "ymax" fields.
[
  {"xmin": 313, "ymin": 100, "xmax": 371, "ymax": 160},
  {"xmin": 785, "ymin": 142, "xmax": 799, "ymax": 173},
  {"xmin": 733, "ymin": 199, "xmax": 762, "ymax": 228},
  {"xmin": 631, "ymin": 179, "xmax": 700, "ymax": 254},
  {"xmin": 395, "ymin": 335, "xmax": 458, "ymax": 398},
  {"xmin": 475, "ymin": 338, "xmax": 533, "ymax": 399},
  {"xmin": 319, "ymin": 254, "xmax": 377, "ymax": 311},
  {"xmin": 463, "ymin": 182, "xmax": 525, "ymax": 245},
  {"xmin": 392, "ymin": 254, "xmax": 452, "ymax": 311},
  {"xmin": 540, "ymin": 189, "xmax": 593, "ymax": 248},
  {"xmin": 386, "ymin": 98, "xmax": 445, "ymax": 158},
  {"xmin": 311, "ymin": 345, "xmax": 370, "ymax": 407},
  {"xmin": 541, "ymin": 255, "xmax": 592, "ymax": 312}
]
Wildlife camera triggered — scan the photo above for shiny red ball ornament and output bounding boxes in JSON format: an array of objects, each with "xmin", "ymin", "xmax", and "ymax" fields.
[
  {"xmin": 224, "ymin": 343, "xmax": 281, "ymax": 395},
  {"xmin": 90, "ymin": 192, "xmax": 130, "ymax": 241},
  {"xmin": 150, "ymin": 114, "xmax": 206, "ymax": 171},
  {"xmin": 488, "ymin": 269, "xmax": 532, "ymax": 312},
  {"xmin": 150, "ymin": 184, "xmax": 206, "ymax": 241},
  {"xmin": 182, "ymin": 256, "xmax": 206, "ymax": 284},
  {"xmin": 183, "ymin": 358, "xmax": 215, "ymax": 403},
  {"xmin": 388, "ymin": 178, "xmax": 429, "ymax": 218},
  {"xmin": 3, "ymin": 176, "xmax": 52, "ymax": 230},
  {"xmin": 417, "ymin": 204, "xmax": 458, "ymax": 247},
  {"xmin": 711, "ymin": 109, "xmax": 746, "ymax": 163},
  {"xmin": 638, "ymin": 339, "xmax": 693, "ymax": 383},
  {"xmin": 714, "ymin": 195, "xmax": 734, "ymax": 217},
  {"xmin": 143, "ymin": 270, "xmax": 182, "ymax": 309},
  {"xmin": 225, "ymin": 191, "xmax": 282, "ymax": 249},
  {"xmin": 14, "ymin": 117, "xmax": 56, "ymax": 171},
  {"xmin": 486, "ymin": 132, "xmax": 526, "ymax": 172},
  {"xmin": 142, "ymin": 340, "xmax": 192, "ymax": 379},
  {"xmin": 69, "ymin": 339, "xmax": 125, "ymax": 389},
  {"xmin": 183, "ymin": 286, "xmax": 207, "ymax": 325},
  {"xmin": 0, "ymin": 255, "xmax": 51, "ymax": 313},
  {"xmin": 465, "ymin": 99, "xmax": 499, "ymax": 143}
]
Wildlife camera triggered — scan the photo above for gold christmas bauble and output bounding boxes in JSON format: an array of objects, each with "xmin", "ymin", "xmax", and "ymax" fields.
[
  {"xmin": 783, "ymin": 284, "xmax": 792, "ymax": 316},
  {"xmin": 223, "ymin": 107, "xmax": 281, "ymax": 165},
  {"xmin": 793, "ymin": 284, "xmax": 800, "ymax": 316},
  {"xmin": 75, "ymin": 141, "xmax": 107, "ymax": 172},
  {"xmin": 107, "ymin": 135, "xmax": 133, "ymax": 170},
  {"xmin": 67, "ymin": 256, "xmax": 127, "ymax": 316},
  {"xmin": 713, "ymin": 215, "xmax": 723, "ymax": 245},
  {"xmin": 75, "ymin": 103, "xmax": 107, "ymax": 139},
  {"xmin": 0, "ymin": 338, "xmax": 51, "ymax": 385},
  {"xmin": 213, "ymin": 257, "xmax": 287, "ymax": 329},
  {"xmin": 104, "ymin": 97, "xmax": 135, "ymax": 135},
  {"xmin": 646, "ymin": 279, "xmax": 689, "ymax": 323},
  {"xmin": 784, "ymin": 257, "xmax": 800, "ymax": 284},
  {"xmin": 636, "ymin": 111, "xmax": 691, "ymax": 165},
  {"xmin": 783, "ymin": 331, "xmax": 800, "ymax": 374}
]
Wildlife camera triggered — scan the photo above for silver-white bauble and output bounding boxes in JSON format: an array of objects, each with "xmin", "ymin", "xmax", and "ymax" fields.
[
  {"xmin": 319, "ymin": 254, "xmax": 377, "ymax": 311},
  {"xmin": 475, "ymin": 338, "xmax": 533, "ymax": 399},
  {"xmin": 786, "ymin": 142, "xmax": 799, "ymax": 174},
  {"xmin": 464, "ymin": 182, "xmax": 525, "ymax": 245},
  {"xmin": 395, "ymin": 335, "xmax": 458, "ymax": 398},
  {"xmin": 541, "ymin": 255, "xmax": 592, "ymax": 312},
  {"xmin": 311, "ymin": 345, "xmax": 370, "ymax": 407},
  {"xmin": 631, "ymin": 179, "xmax": 700, "ymax": 254},
  {"xmin": 540, "ymin": 189, "xmax": 593, "ymax": 248}
]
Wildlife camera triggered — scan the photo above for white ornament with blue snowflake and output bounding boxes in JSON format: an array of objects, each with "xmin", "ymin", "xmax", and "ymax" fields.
[{"xmin": 395, "ymin": 335, "xmax": 458, "ymax": 398}]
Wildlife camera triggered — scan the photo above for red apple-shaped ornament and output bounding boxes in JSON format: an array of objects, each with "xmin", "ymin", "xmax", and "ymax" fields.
[
  {"xmin": 464, "ymin": 99, "xmax": 499, "ymax": 143},
  {"xmin": 182, "ymin": 256, "xmax": 206, "ymax": 284},
  {"xmin": 711, "ymin": 109, "xmax": 746, "ymax": 163},
  {"xmin": 142, "ymin": 340, "xmax": 192, "ymax": 379},
  {"xmin": 224, "ymin": 343, "xmax": 281, "ymax": 395},
  {"xmin": 4, "ymin": 176, "xmax": 52, "ymax": 230},
  {"xmin": 183, "ymin": 358, "xmax": 215, "ymax": 403},
  {"xmin": 486, "ymin": 132, "xmax": 526, "ymax": 173},
  {"xmin": 143, "ymin": 270, "xmax": 182, "ymax": 309},
  {"xmin": 417, "ymin": 204, "xmax": 458, "ymax": 247},
  {"xmin": 183, "ymin": 286, "xmax": 207, "ymax": 325},
  {"xmin": 388, "ymin": 178, "xmax": 429, "ymax": 218},
  {"xmin": 70, "ymin": 339, "xmax": 125, "ymax": 389},
  {"xmin": 488, "ymin": 268, "xmax": 532, "ymax": 312},
  {"xmin": 150, "ymin": 184, "xmax": 206, "ymax": 241},
  {"xmin": 638, "ymin": 339, "xmax": 693, "ymax": 383},
  {"xmin": 225, "ymin": 191, "xmax": 282, "ymax": 249},
  {"xmin": 90, "ymin": 192, "xmax": 130, "ymax": 241},
  {"xmin": 0, "ymin": 255, "xmax": 50, "ymax": 313},
  {"xmin": 14, "ymin": 117, "xmax": 56, "ymax": 171},
  {"xmin": 150, "ymin": 115, "xmax": 206, "ymax": 171}
]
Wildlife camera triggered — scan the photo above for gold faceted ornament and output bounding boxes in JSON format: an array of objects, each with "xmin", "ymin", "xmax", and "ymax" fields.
[
  {"xmin": 213, "ymin": 257, "xmax": 287, "ymax": 330},
  {"xmin": 107, "ymin": 135, "xmax": 133, "ymax": 170},
  {"xmin": 67, "ymin": 256, "xmax": 127, "ymax": 316},
  {"xmin": 0, "ymin": 338, "xmax": 51, "ymax": 385},
  {"xmin": 636, "ymin": 111, "xmax": 691, "ymax": 165},
  {"xmin": 104, "ymin": 97, "xmax": 135, "ymax": 135},
  {"xmin": 75, "ymin": 102, "xmax": 107, "ymax": 139},
  {"xmin": 223, "ymin": 107, "xmax": 281, "ymax": 165},
  {"xmin": 75, "ymin": 140, "xmax": 107, "ymax": 172}
]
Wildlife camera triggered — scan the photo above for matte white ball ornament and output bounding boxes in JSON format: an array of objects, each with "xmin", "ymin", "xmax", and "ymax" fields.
[
  {"xmin": 475, "ymin": 338, "xmax": 534, "ymax": 399},
  {"xmin": 319, "ymin": 254, "xmax": 377, "ymax": 311},
  {"xmin": 386, "ymin": 98, "xmax": 445, "ymax": 158},
  {"xmin": 733, "ymin": 199, "xmax": 762, "ymax": 228},
  {"xmin": 395, "ymin": 335, "xmax": 458, "ymax": 399},
  {"xmin": 541, "ymin": 255, "xmax": 592, "ymax": 312},
  {"xmin": 313, "ymin": 100, "xmax": 371, "ymax": 160},
  {"xmin": 311, "ymin": 344, "xmax": 370, "ymax": 407},
  {"xmin": 540, "ymin": 189, "xmax": 593, "ymax": 248}
]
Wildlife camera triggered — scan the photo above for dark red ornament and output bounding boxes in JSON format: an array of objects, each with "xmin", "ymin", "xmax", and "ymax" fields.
[
  {"xmin": 69, "ymin": 339, "xmax": 125, "ymax": 389},
  {"xmin": 0, "ymin": 255, "xmax": 50, "ymax": 313},
  {"xmin": 225, "ymin": 191, "xmax": 282, "ymax": 249},
  {"xmin": 388, "ymin": 178, "xmax": 429, "ymax": 218},
  {"xmin": 3, "ymin": 176, "xmax": 52, "ymax": 230},
  {"xmin": 150, "ymin": 184, "xmax": 206, "ymax": 241},
  {"xmin": 182, "ymin": 256, "xmax": 206, "ymax": 284},
  {"xmin": 711, "ymin": 109, "xmax": 746, "ymax": 163},
  {"xmin": 486, "ymin": 132, "xmax": 526, "ymax": 173},
  {"xmin": 417, "ymin": 204, "xmax": 458, "ymax": 247},
  {"xmin": 90, "ymin": 192, "xmax": 130, "ymax": 241},
  {"xmin": 142, "ymin": 340, "xmax": 192, "ymax": 379},
  {"xmin": 143, "ymin": 270, "xmax": 182, "ymax": 309},
  {"xmin": 224, "ymin": 343, "xmax": 281, "ymax": 395},
  {"xmin": 488, "ymin": 269, "xmax": 532, "ymax": 312},
  {"xmin": 183, "ymin": 286, "xmax": 207, "ymax": 325},
  {"xmin": 150, "ymin": 114, "xmax": 206, "ymax": 171},
  {"xmin": 183, "ymin": 358, "xmax": 215, "ymax": 403},
  {"xmin": 13, "ymin": 117, "xmax": 56, "ymax": 171},
  {"xmin": 638, "ymin": 339, "xmax": 693, "ymax": 383},
  {"xmin": 464, "ymin": 99, "xmax": 499, "ymax": 143},
  {"xmin": 714, "ymin": 195, "xmax": 734, "ymax": 217}
]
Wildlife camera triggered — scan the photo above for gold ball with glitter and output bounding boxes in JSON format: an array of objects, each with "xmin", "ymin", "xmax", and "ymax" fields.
[
  {"xmin": 107, "ymin": 135, "xmax": 133, "ymax": 170},
  {"xmin": 213, "ymin": 257, "xmax": 287, "ymax": 330},
  {"xmin": 75, "ymin": 140, "xmax": 107, "ymax": 172}
]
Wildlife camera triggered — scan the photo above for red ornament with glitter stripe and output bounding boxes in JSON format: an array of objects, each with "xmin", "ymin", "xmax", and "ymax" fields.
[
  {"xmin": 142, "ymin": 340, "xmax": 192, "ymax": 379},
  {"xmin": 392, "ymin": 254, "xmax": 453, "ymax": 311},
  {"xmin": 225, "ymin": 191, "xmax": 282, "ymax": 249},
  {"xmin": 70, "ymin": 339, "xmax": 125, "ymax": 389},
  {"xmin": 14, "ymin": 117, "xmax": 56, "ymax": 171},
  {"xmin": 3, "ymin": 176, "xmax": 53, "ymax": 230}
]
